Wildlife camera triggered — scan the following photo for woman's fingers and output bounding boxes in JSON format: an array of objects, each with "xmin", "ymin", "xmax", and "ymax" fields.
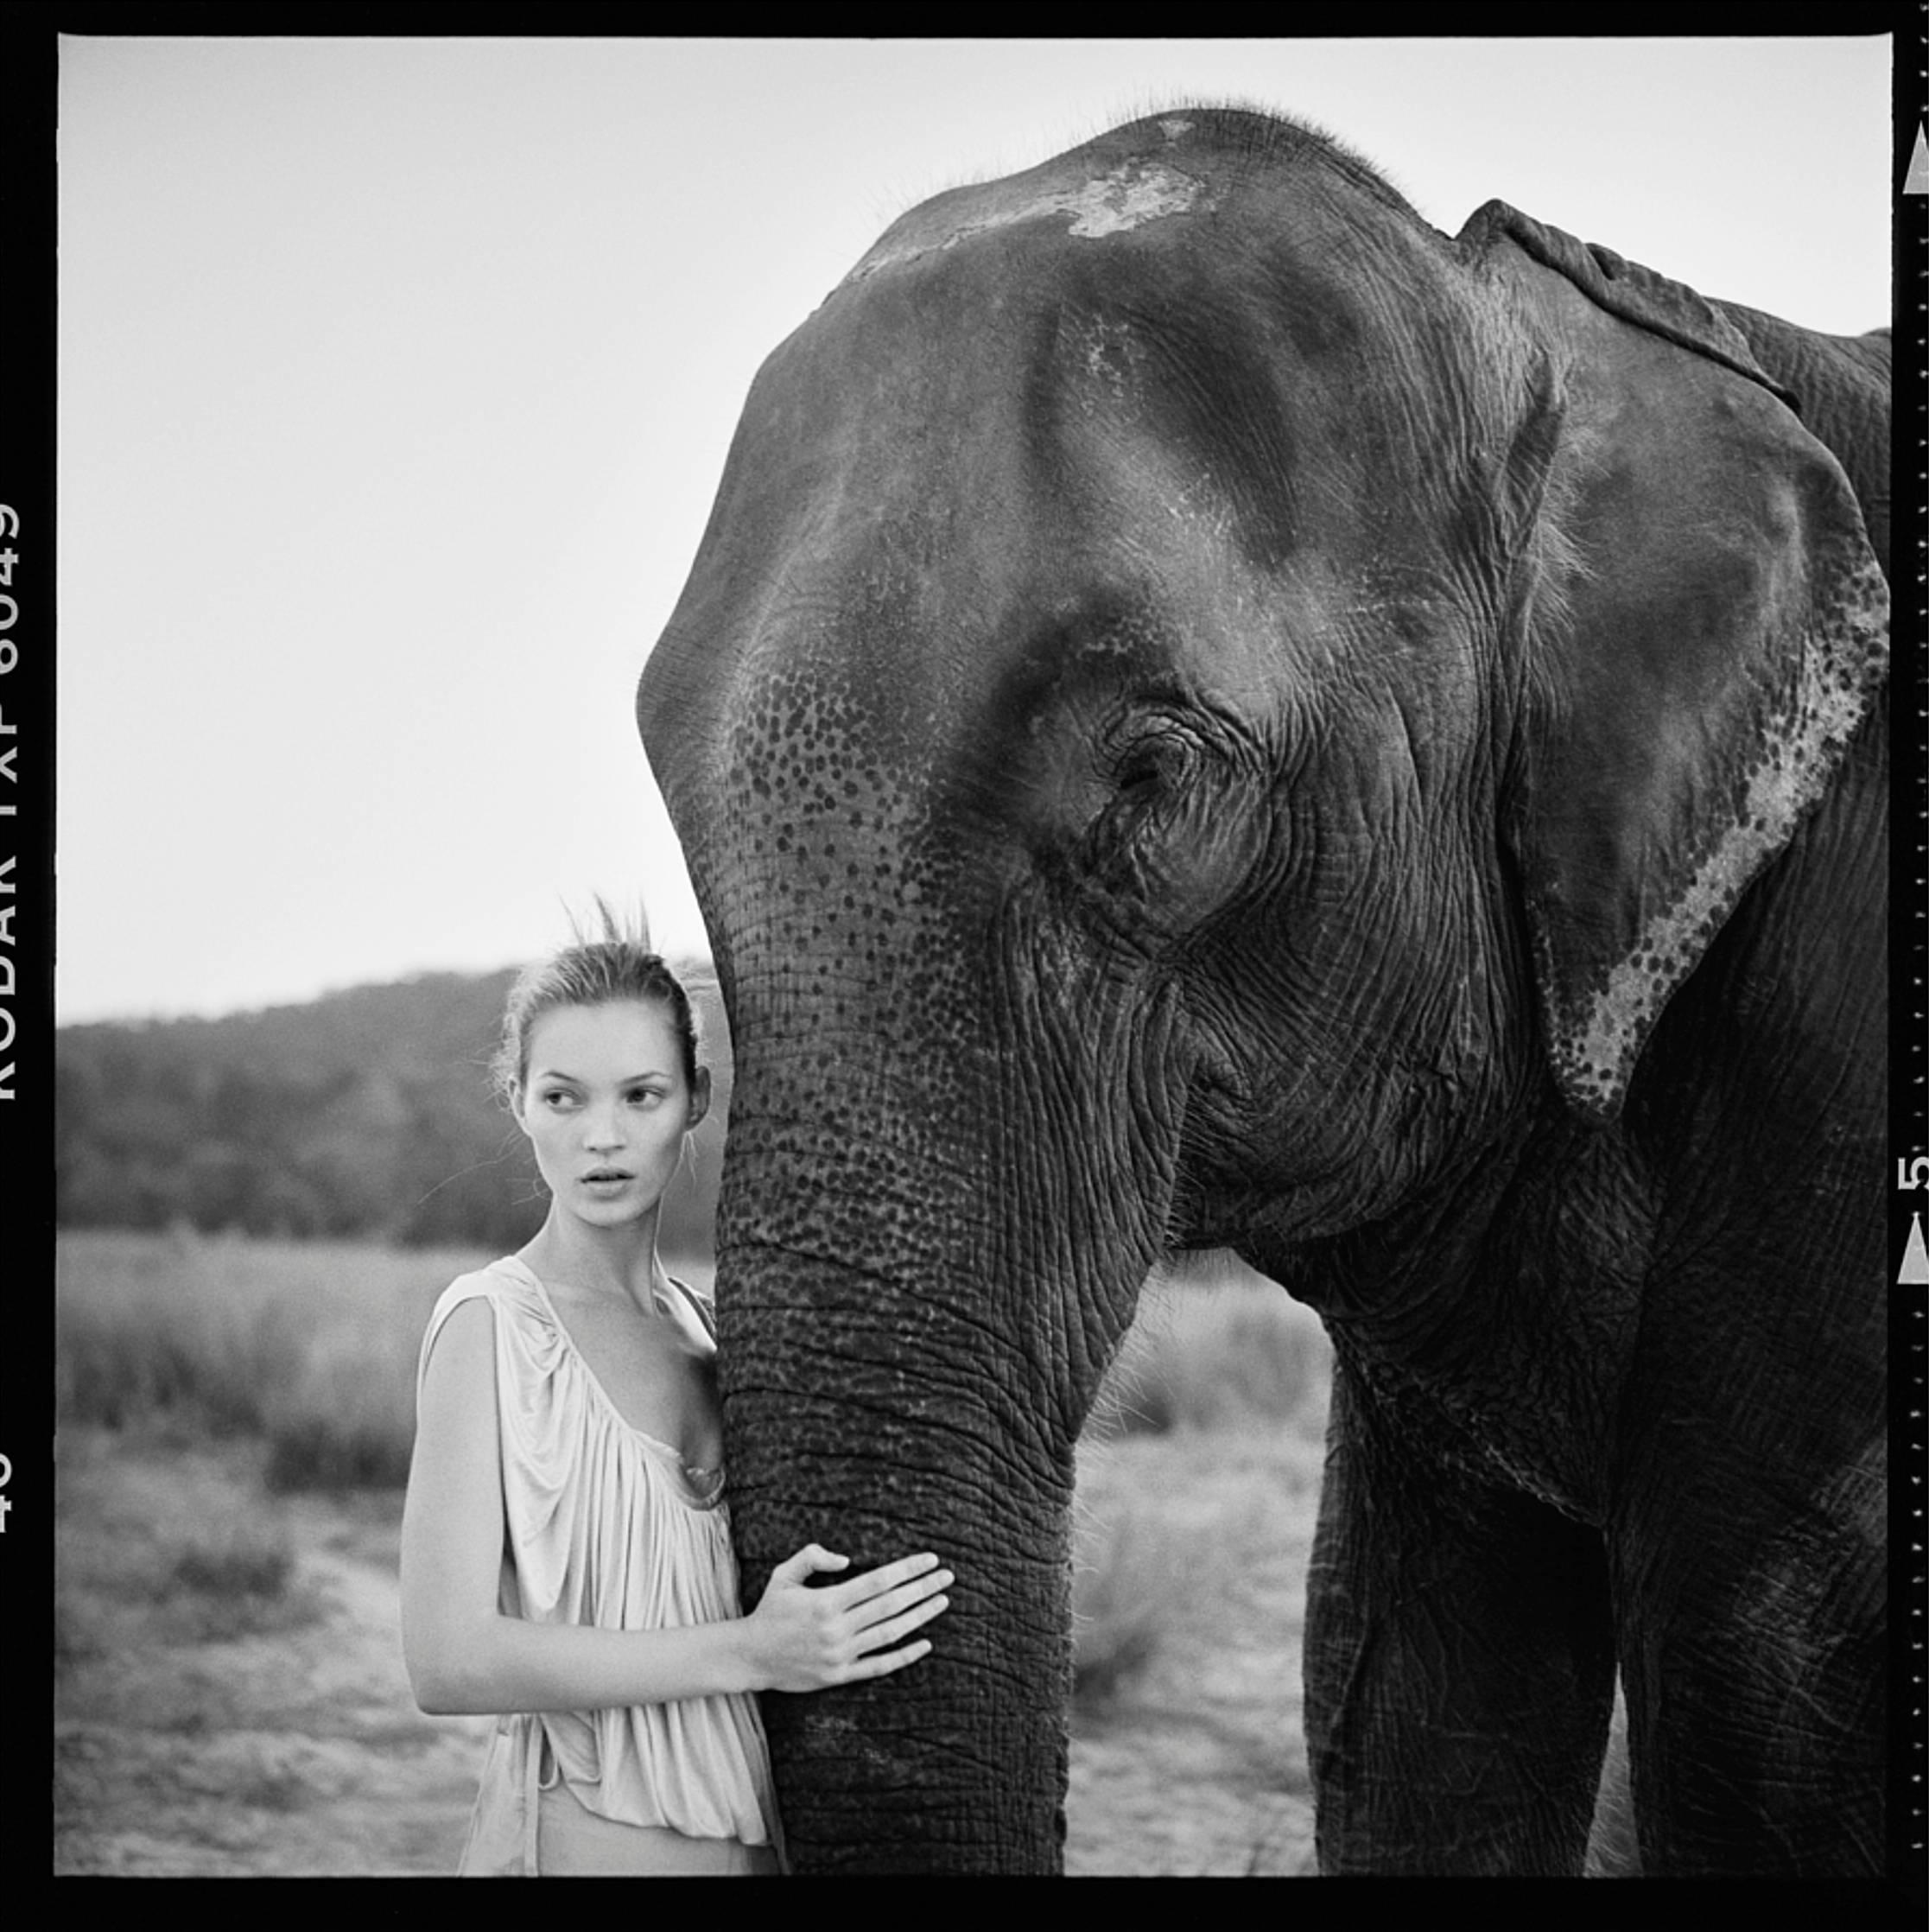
[
  {"xmin": 826, "ymin": 1550, "xmax": 946, "ymax": 1609},
  {"xmin": 769, "ymin": 1542, "xmax": 851, "ymax": 1588},
  {"xmin": 845, "ymin": 1636, "xmax": 936, "ymax": 1681},
  {"xmin": 755, "ymin": 1549, "xmax": 953, "ymax": 1688},
  {"xmin": 851, "ymin": 1591, "xmax": 949, "ymax": 1656},
  {"xmin": 845, "ymin": 1567, "xmax": 954, "ymax": 1634}
]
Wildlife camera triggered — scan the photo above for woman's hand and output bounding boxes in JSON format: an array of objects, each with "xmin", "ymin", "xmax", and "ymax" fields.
[{"xmin": 741, "ymin": 1545, "xmax": 952, "ymax": 1693}]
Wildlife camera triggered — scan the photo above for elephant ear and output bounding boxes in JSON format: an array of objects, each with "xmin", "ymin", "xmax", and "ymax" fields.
[{"xmin": 1458, "ymin": 201, "xmax": 1888, "ymax": 1123}]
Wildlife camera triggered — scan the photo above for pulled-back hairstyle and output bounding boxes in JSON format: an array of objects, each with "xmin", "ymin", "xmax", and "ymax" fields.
[{"xmin": 492, "ymin": 902, "xmax": 701, "ymax": 1108}]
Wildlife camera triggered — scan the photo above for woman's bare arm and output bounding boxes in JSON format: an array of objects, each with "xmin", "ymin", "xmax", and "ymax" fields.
[{"xmin": 399, "ymin": 1298, "xmax": 949, "ymax": 1717}]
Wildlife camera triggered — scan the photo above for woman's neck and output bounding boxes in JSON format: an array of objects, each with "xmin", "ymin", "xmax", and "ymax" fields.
[{"xmin": 518, "ymin": 1205, "xmax": 664, "ymax": 1314}]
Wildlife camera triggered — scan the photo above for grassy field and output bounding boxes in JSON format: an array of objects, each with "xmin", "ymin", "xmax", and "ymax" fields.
[
  {"xmin": 56, "ymin": 1230, "xmax": 491, "ymax": 1490},
  {"xmin": 55, "ymin": 1230, "xmax": 1332, "ymax": 1875}
]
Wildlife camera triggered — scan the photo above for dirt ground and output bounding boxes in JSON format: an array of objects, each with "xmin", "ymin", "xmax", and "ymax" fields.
[
  {"xmin": 54, "ymin": 1424, "xmax": 1321, "ymax": 1878},
  {"xmin": 1066, "ymin": 1427, "xmax": 1321, "ymax": 1876},
  {"xmin": 55, "ymin": 1428, "xmax": 492, "ymax": 1877}
]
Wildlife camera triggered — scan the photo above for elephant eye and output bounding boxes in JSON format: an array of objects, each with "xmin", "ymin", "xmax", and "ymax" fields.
[{"xmin": 1111, "ymin": 728, "xmax": 1196, "ymax": 799}]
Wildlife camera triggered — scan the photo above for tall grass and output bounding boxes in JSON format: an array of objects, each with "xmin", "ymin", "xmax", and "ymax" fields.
[
  {"xmin": 57, "ymin": 1427, "xmax": 327, "ymax": 1662},
  {"xmin": 1088, "ymin": 1258, "xmax": 1331, "ymax": 1439},
  {"xmin": 1071, "ymin": 1486, "xmax": 1228, "ymax": 1713},
  {"xmin": 1072, "ymin": 1259, "xmax": 1330, "ymax": 1714},
  {"xmin": 56, "ymin": 1230, "xmax": 492, "ymax": 1491}
]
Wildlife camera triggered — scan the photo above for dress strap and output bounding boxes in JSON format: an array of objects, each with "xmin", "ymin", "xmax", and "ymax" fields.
[{"xmin": 662, "ymin": 1274, "xmax": 719, "ymax": 1344}]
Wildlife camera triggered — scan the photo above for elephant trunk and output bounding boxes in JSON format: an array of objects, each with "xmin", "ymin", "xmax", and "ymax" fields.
[
  {"xmin": 722, "ymin": 1248, "xmax": 1073, "ymax": 1872},
  {"xmin": 714, "ymin": 1070, "xmax": 1083, "ymax": 1873}
]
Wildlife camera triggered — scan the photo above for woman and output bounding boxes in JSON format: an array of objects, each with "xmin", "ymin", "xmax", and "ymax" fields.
[{"xmin": 401, "ymin": 931, "xmax": 951, "ymax": 1874}]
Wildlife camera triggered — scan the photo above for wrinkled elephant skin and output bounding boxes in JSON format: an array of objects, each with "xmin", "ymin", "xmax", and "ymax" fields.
[{"xmin": 639, "ymin": 111, "xmax": 1887, "ymax": 1876}]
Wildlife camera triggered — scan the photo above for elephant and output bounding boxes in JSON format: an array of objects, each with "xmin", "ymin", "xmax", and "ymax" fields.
[{"xmin": 638, "ymin": 108, "xmax": 1888, "ymax": 1876}]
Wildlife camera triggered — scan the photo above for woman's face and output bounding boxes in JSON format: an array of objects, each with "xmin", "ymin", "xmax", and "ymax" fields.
[{"xmin": 517, "ymin": 999, "xmax": 708, "ymax": 1230}]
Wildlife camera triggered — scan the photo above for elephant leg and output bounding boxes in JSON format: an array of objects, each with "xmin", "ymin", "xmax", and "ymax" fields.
[
  {"xmin": 1610, "ymin": 1447, "xmax": 1885, "ymax": 1876},
  {"xmin": 1305, "ymin": 1356, "xmax": 1616, "ymax": 1875}
]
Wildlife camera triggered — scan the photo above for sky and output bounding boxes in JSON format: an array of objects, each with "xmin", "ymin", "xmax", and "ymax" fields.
[{"xmin": 56, "ymin": 34, "xmax": 1894, "ymax": 1024}]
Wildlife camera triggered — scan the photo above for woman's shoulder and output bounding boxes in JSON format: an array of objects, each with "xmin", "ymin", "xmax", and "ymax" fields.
[
  {"xmin": 426, "ymin": 1255, "xmax": 537, "ymax": 1320},
  {"xmin": 417, "ymin": 1259, "xmax": 546, "ymax": 1376}
]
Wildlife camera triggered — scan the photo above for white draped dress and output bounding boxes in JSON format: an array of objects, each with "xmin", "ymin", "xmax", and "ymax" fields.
[{"xmin": 416, "ymin": 1257, "xmax": 779, "ymax": 1875}]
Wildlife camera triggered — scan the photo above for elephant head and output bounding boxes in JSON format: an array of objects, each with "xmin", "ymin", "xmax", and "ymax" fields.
[{"xmin": 638, "ymin": 110, "xmax": 1885, "ymax": 1872}]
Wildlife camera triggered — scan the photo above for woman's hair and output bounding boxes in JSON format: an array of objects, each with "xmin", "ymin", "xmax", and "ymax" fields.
[{"xmin": 492, "ymin": 903, "xmax": 700, "ymax": 1107}]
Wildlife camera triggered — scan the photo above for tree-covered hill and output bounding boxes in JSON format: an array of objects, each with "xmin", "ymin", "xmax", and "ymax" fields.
[{"xmin": 56, "ymin": 965, "xmax": 732, "ymax": 1255}]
